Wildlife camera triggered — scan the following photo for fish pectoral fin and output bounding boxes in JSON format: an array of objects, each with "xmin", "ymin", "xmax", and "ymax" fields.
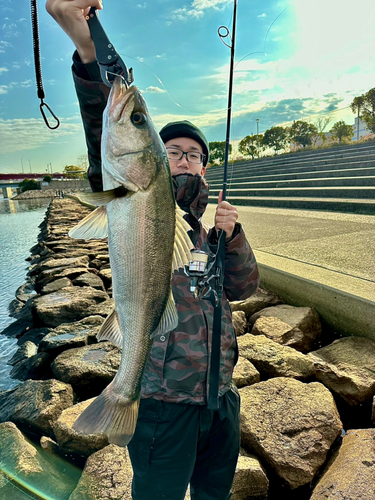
[
  {"xmin": 172, "ymin": 208, "xmax": 194, "ymax": 271},
  {"xmin": 97, "ymin": 309, "xmax": 123, "ymax": 349},
  {"xmin": 69, "ymin": 205, "xmax": 108, "ymax": 240},
  {"xmin": 77, "ymin": 187, "xmax": 128, "ymax": 207},
  {"xmin": 72, "ymin": 382, "xmax": 140, "ymax": 447},
  {"xmin": 151, "ymin": 289, "xmax": 178, "ymax": 338}
]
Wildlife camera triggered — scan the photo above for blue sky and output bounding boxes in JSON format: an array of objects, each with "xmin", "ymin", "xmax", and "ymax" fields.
[{"xmin": 1, "ymin": 0, "xmax": 375, "ymax": 174}]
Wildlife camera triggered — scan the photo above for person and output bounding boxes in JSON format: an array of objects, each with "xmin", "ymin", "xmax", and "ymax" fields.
[{"xmin": 46, "ymin": 2, "xmax": 260, "ymax": 499}]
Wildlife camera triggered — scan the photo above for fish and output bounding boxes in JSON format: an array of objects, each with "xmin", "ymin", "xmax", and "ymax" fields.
[{"xmin": 68, "ymin": 78, "xmax": 193, "ymax": 446}]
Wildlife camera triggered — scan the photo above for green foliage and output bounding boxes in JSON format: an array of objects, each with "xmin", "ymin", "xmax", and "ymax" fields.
[
  {"xmin": 350, "ymin": 89, "xmax": 375, "ymax": 134},
  {"xmin": 19, "ymin": 179, "xmax": 39, "ymax": 193},
  {"xmin": 330, "ymin": 121, "xmax": 354, "ymax": 143},
  {"xmin": 238, "ymin": 135, "xmax": 264, "ymax": 160},
  {"xmin": 289, "ymin": 121, "xmax": 318, "ymax": 148},
  {"xmin": 208, "ymin": 141, "xmax": 232, "ymax": 165},
  {"xmin": 63, "ymin": 165, "xmax": 84, "ymax": 179},
  {"xmin": 43, "ymin": 175, "xmax": 52, "ymax": 183},
  {"xmin": 262, "ymin": 126, "xmax": 289, "ymax": 153}
]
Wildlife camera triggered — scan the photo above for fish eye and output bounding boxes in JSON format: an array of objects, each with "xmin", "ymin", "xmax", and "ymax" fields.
[{"xmin": 131, "ymin": 111, "xmax": 147, "ymax": 126}]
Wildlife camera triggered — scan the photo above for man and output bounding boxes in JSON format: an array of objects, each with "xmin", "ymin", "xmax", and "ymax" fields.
[{"xmin": 46, "ymin": 2, "xmax": 259, "ymax": 499}]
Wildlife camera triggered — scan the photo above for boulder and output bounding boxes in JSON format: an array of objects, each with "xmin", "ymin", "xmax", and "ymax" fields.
[
  {"xmin": 233, "ymin": 357, "xmax": 260, "ymax": 388},
  {"xmin": 311, "ymin": 429, "xmax": 375, "ymax": 500},
  {"xmin": 0, "ymin": 422, "xmax": 80, "ymax": 500},
  {"xmin": 39, "ymin": 316, "xmax": 103, "ymax": 356},
  {"xmin": 72, "ymin": 273, "xmax": 106, "ymax": 291},
  {"xmin": 53, "ymin": 398, "xmax": 109, "ymax": 456},
  {"xmin": 68, "ymin": 444, "xmax": 133, "ymax": 500},
  {"xmin": 238, "ymin": 334, "xmax": 315, "ymax": 380},
  {"xmin": 32, "ymin": 286, "xmax": 110, "ymax": 327},
  {"xmin": 10, "ymin": 352, "xmax": 53, "ymax": 381},
  {"xmin": 309, "ymin": 336, "xmax": 375, "ymax": 405},
  {"xmin": 230, "ymin": 288, "xmax": 284, "ymax": 316},
  {"xmin": 17, "ymin": 327, "xmax": 52, "ymax": 346},
  {"xmin": 232, "ymin": 310, "xmax": 247, "ymax": 337},
  {"xmin": 231, "ymin": 454, "xmax": 269, "ymax": 500},
  {"xmin": 0, "ymin": 379, "xmax": 74, "ymax": 438},
  {"xmin": 0, "ymin": 317, "xmax": 31, "ymax": 338},
  {"xmin": 7, "ymin": 340, "xmax": 37, "ymax": 366},
  {"xmin": 37, "ymin": 266, "xmax": 94, "ymax": 289},
  {"xmin": 98, "ymin": 268, "xmax": 112, "ymax": 287},
  {"xmin": 239, "ymin": 378, "xmax": 342, "ymax": 489},
  {"xmin": 41, "ymin": 277, "xmax": 72, "ymax": 294},
  {"xmin": 252, "ymin": 316, "xmax": 306, "ymax": 352},
  {"xmin": 249, "ymin": 304, "xmax": 322, "ymax": 352},
  {"xmin": 51, "ymin": 342, "xmax": 121, "ymax": 398},
  {"xmin": 28, "ymin": 255, "xmax": 90, "ymax": 276}
]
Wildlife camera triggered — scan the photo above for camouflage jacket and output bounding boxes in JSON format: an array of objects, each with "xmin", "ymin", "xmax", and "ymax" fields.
[{"xmin": 72, "ymin": 54, "xmax": 259, "ymax": 404}]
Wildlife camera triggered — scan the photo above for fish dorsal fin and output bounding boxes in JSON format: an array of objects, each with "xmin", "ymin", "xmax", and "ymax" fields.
[
  {"xmin": 202, "ymin": 220, "xmax": 213, "ymax": 233},
  {"xmin": 151, "ymin": 289, "xmax": 178, "ymax": 339},
  {"xmin": 77, "ymin": 188, "xmax": 127, "ymax": 207},
  {"xmin": 69, "ymin": 205, "xmax": 108, "ymax": 240},
  {"xmin": 97, "ymin": 309, "xmax": 122, "ymax": 348},
  {"xmin": 172, "ymin": 208, "xmax": 193, "ymax": 271}
]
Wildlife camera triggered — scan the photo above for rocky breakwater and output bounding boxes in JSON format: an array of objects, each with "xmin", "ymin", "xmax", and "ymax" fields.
[{"xmin": 1, "ymin": 197, "xmax": 375, "ymax": 500}]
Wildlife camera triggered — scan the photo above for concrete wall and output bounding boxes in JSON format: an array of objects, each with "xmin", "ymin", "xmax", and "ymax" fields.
[
  {"xmin": 40, "ymin": 180, "xmax": 90, "ymax": 191},
  {"xmin": 1, "ymin": 187, "xmax": 13, "ymax": 199}
]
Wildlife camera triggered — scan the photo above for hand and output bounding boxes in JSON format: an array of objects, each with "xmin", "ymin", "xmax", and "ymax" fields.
[
  {"xmin": 214, "ymin": 190, "xmax": 238, "ymax": 241},
  {"xmin": 46, "ymin": 0, "xmax": 103, "ymax": 63}
]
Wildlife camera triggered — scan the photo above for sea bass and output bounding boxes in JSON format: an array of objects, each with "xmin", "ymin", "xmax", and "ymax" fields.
[{"xmin": 69, "ymin": 79, "xmax": 192, "ymax": 446}]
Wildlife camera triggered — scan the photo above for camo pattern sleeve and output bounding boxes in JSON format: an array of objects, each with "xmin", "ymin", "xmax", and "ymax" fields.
[
  {"xmin": 72, "ymin": 52, "xmax": 110, "ymax": 192},
  {"xmin": 208, "ymin": 223, "xmax": 259, "ymax": 302}
]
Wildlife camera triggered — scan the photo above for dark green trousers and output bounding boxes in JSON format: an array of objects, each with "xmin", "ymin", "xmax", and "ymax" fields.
[{"xmin": 127, "ymin": 386, "xmax": 241, "ymax": 500}]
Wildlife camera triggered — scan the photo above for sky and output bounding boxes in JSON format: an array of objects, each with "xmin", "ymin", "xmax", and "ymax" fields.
[{"xmin": 1, "ymin": 0, "xmax": 375, "ymax": 174}]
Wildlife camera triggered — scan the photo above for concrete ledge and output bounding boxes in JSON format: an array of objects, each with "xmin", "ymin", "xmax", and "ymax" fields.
[{"xmin": 256, "ymin": 256, "xmax": 375, "ymax": 340}]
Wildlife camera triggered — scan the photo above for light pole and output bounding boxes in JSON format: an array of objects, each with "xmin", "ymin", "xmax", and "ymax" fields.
[
  {"xmin": 256, "ymin": 119, "xmax": 260, "ymax": 157},
  {"xmin": 256, "ymin": 118, "xmax": 259, "ymax": 135},
  {"xmin": 21, "ymin": 158, "xmax": 24, "ymax": 174},
  {"xmin": 28, "ymin": 159, "xmax": 32, "ymax": 173}
]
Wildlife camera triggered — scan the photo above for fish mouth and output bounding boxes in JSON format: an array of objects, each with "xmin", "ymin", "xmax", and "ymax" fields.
[{"xmin": 110, "ymin": 79, "xmax": 138, "ymax": 122}]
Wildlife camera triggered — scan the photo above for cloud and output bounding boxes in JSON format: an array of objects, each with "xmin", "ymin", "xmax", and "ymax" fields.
[
  {"xmin": 257, "ymin": 13, "xmax": 266, "ymax": 18},
  {"xmin": 144, "ymin": 86, "xmax": 166, "ymax": 94},
  {"xmin": 0, "ymin": 67, "xmax": 8, "ymax": 74},
  {"xmin": 0, "ymin": 85, "xmax": 8, "ymax": 94},
  {"xmin": 170, "ymin": 0, "xmax": 231, "ymax": 20},
  {"xmin": 137, "ymin": 3, "xmax": 146, "ymax": 8}
]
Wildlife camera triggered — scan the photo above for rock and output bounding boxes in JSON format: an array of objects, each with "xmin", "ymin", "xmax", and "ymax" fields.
[
  {"xmin": 0, "ymin": 422, "xmax": 79, "ymax": 500},
  {"xmin": 231, "ymin": 454, "xmax": 269, "ymax": 500},
  {"xmin": 41, "ymin": 277, "xmax": 72, "ymax": 294},
  {"xmin": 311, "ymin": 429, "xmax": 375, "ymax": 500},
  {"xmin": 7, "ymin": 340, "xmax": 37, "ymax": 366},
  {"xmin": 232, "ymin": 310, "xmax": 247, "ymax": 337},
  {"xmin": 249, "ymin": 305, "xmax": 322, "ymax": 353},
  {"xmin": 238, "ymin": 334, "xmax": 315, "ymax": 380},
  {"xmin": 37, "ymin": 266, "xmax": 94, "ymax": 289},
  {"xmin": 10, "ymin": 352, "xmax": 53, "ymax": 381},
  {"xmin": 40, "ymin": 435, "xmax": 61, "ymax": 456},
  {"xmin": 0, "ymin": 317, "xmax": 31, "ymax": 338},
  {"xmin": 233, "ymin": 357, "xmax": 260, "ymax": 388},
  {"xmin": 51, "ymin": 342, "xmax": 121, "ymax": 398},
  {"xmin": 32, "ymin": 286, "xmax": 110, "ymax": 327},
  {"xmin": 72, "ymin": 272, "xmax": 106, "ymax": 291},
  {"xmin": 230, "ymin": 287, "xmax": 285, "ymax": 316},
  {"xmin": 68, "ymin": 444, "xmax": 132, "ymax": 500},
  {"xmin": 8, "ymin": 298, "xmax": 26, "ymax": 317},
  {"xmin": 28, "ymin": 255, "xmax": 90, "ymax": 276},
  {"xmin": 0, "ymin": 379, "xmax": 74, "ymax": 438},
  {"xmin": 252, "ymin": 316, "xmax": 307, "ymax": 352},
  {"xmin": 309, "ymin": 336, "xmax": 375, "ymax": 405},
  {"xmin": 53, "ymin": 398, "xmax": 109, "ymax": 457},
  {"xmin": 39, "ymin": 316, "xmax": 103, "ymax": 356},
  {"xmin": 98, "ymin": 268, "xmax": 112, "ymax": 287},
  {"xmin": 15, "ymin": 282, "xmax": 37, "ymax": 303},
  {"xmin": 239, "ymin": 378, "xmax": 342, "ymax": 490},
  {"xmin": 17, "ymin": 327, "xmax": 52, "ymax": 346}
]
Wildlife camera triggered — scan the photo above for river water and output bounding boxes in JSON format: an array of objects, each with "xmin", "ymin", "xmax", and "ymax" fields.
[{"xmin": 0, "ymin": 197, "xmax": 51, "ymax": 391}]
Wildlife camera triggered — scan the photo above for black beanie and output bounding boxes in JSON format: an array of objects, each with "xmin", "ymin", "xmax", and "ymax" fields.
[{"xmin": 159, "ymin": 120, "xmax": 209, "ymax": 166}]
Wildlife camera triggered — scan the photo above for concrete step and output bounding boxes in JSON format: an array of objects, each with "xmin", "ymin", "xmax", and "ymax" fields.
[
  {"xmin": 209, "ymin": 186, "xmax": 375, "ymax": 199},
  {"xmin": 208, "ymin": 175, "xmax": 375, "ymax": 189},
  {"xmin": 208, "ymin": 196, "xmax": 375, "ymax": 214}
]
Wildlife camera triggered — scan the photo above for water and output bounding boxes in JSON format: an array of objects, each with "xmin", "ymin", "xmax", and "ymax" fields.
[{"xmin": 0, "ymin": 197, "xmax": 51, "ymax": 391}]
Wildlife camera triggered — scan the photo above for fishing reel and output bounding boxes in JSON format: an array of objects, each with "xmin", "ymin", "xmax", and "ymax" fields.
[{"xmin": 184, "ymin": 250, "xmax": 222, "ymax": 306}]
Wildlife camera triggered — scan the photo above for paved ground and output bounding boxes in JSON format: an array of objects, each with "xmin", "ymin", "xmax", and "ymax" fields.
[{"xmin": 203, "ymin": 205, "xmax": 375, "ymax": 303}]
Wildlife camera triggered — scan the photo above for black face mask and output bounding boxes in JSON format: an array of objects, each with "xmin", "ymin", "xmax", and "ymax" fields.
[{"xmin": 172, "ymin": 173, "xmax": 209, "ymax": 220}]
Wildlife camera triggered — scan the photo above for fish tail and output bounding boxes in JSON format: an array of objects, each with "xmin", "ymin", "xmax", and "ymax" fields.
[{"xmin": 72, "ymin": 383, "xmax": 140, "ymax": 447}]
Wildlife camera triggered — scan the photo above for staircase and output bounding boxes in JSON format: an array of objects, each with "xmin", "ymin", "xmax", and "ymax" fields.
[{"xmin": 205, "ymin": 141, "xmax": 375, "ymax": 214}]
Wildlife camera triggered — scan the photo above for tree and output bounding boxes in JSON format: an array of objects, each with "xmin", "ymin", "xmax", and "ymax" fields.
[
  {"xmin": 43, "ymin": 175, "xmax": 52, "ymax": 183},
  {"xmin": 289, "ymin": 121, "xmax": 318, "ymax": 149},
  {"xmin": 329, "ymin": 121, "xmax": 354, "ymax": 143},
  {"xmin": 208, "ymin": 141, "xmax": 232, "ymax": 165},
  {"xmin": 262, "ymin": 126, "xmax": 289, "ymax": 154},
  {"xmin": 350, "ymin": 89, "xmax": 375, "ymax": 134},
  {"xmin": 238, "ymin": 134, "xmax": 264, "ymax": 160},
  {"xmin": 62, "ymin": 165, "xmax": 85, "ymax": 179},
  {"xmin": 19, "ymin": 178, "xmax": 39, "ymax": 192},
  {"xmin": 311, "ymin": 116, "xmax": 331, "ymax": 146}
]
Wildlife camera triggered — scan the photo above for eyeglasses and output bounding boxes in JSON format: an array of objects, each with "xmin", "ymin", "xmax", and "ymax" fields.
[{"xmin": 166, "ymin": 147, "xmax": 206, "ymax": 165}]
